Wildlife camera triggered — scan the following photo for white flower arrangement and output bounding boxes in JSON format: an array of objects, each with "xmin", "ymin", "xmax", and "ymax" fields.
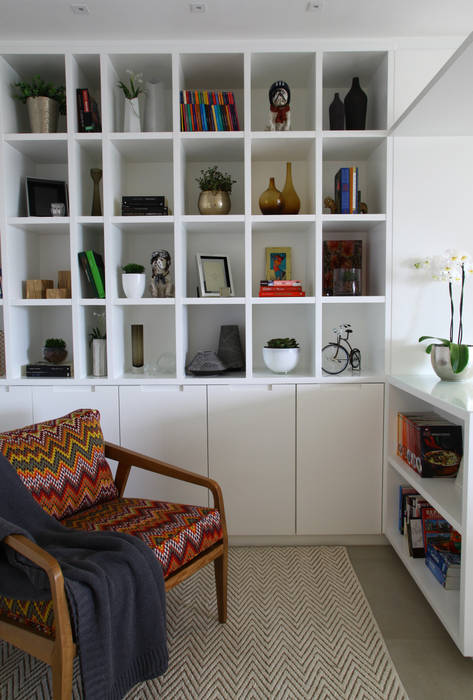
[
  {"xmin": 415, "ymin": 249, "xmax": 473, "ymax": 373},
  {"xmin": 116, "ymin": 70, "xmax": 146, "ymax": 99}
]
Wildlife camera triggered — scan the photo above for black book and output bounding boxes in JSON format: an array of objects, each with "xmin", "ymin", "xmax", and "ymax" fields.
[
  {"xmin": 122, "ymin": 196, "xmax": 166, "ymax": 207},
  {"xmin": 76, "ymin": 88, "xmax": 85, "ymax": 132}
]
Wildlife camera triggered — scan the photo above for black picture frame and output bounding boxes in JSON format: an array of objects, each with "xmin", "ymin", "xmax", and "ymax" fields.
[{"xmin": 26, "ymin": 177, "xmax": 69, "ymax": 217}]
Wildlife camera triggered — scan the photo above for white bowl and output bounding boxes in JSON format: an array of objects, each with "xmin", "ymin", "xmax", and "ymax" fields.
[{"xmin": 262, "ymin": 347, "xmax": 299, "ymax": 374}]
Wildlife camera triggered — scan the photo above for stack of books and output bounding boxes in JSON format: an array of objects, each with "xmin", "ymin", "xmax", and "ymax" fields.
[
  {"xmin": 121, "ymin": 196, "xmax": 168, "ymax": 216},
  {"xmin": 26, "ymin": 362, "xmax": 72, "ymax": 378},
  {"xmin": 180, "ymin": 90, "xmax": 240, "ymax": 132},
  {"xmin": 258, "ymin": 280, "xmax": 306, "ymax": 297},
  {"xmin": 397, "ymin": 411, "xmax": 462, "ymax": 477},
  {"xmin": 334, "ymin": 167, "xmax": 359, "ymax": 214},
  {"xmin": 425, "ymin": 540, "xmax": 461, "ymax": 590},
  {"xmin": 76, "ymin": 88, "xmax": 101, "ymax": 132},
  {"xmin": 78, "ymin": 250, "xmax": 105, "ymax": 298}
]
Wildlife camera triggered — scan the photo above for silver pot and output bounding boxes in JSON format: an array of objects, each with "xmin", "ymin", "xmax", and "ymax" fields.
[
  {"xmin": 430, "ymin": 344, "xmax": 473, "ymax": 382},
  {"xmin": 27, "ymin": 96, "xmax": 59, "ymax": 133},
  {"xmin": 198, "ymin": 191, "xmax": 231, "ymax": 215}
]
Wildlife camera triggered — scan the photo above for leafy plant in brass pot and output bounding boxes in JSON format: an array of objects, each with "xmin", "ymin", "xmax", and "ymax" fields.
[
  {"xmin": 12, "ymin": 75, "xmax": 66, "ymax": 133},
  {"xmin": 416, "ymin": 250, "xmax": 473, "ymax": 381},
  {"xmin": 263, "ymin": 337, "xmax": 300, "ymax": 374},
  {"xmin": 43, "ymin": 338, "xmax": 67, "ymax": 364},
  {"xmin": 196, "ymin": 165, "xmax": 236, "ymax": 215}
]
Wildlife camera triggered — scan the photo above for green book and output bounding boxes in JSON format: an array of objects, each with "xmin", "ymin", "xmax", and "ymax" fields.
[{"xmin": 85, "ymin": 250, "xmax": 105, "ymax": 298}]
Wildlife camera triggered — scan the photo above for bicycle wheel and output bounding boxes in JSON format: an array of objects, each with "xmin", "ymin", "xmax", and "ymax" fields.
[
  {"xmin": 350, "ymin": 348, "xmax": 361, "ymax": 370},
  {"xmin": 321, "ymin": 343, "xmax": 350, "ymax": 374}
]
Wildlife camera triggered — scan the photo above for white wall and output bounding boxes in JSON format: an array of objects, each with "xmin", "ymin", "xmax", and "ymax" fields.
[{"xmin": 391, "ymin": 135, "xmax": 473, "ymax": 374}]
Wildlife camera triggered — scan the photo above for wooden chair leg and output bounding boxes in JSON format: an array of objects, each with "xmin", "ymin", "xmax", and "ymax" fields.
[
  {"xmin": 214, "ymin": 550, "xmax": 228, "ymax": 623},
  {"xmin": 51, "ymin": 646, "xmax": 74, "ymax": 700}
]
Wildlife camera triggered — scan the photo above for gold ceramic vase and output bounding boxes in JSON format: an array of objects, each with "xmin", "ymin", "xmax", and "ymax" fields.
[
  {"xmin": 259, "ymin": 177, "xmax": 283, "ymax": 215},
  {"xmin": 280, "ymin": 162, "xmax": 301, "ymax": 214},
  {"xmin": 198, "ymin": 190, "xmax": 231, "ymax": 215}
]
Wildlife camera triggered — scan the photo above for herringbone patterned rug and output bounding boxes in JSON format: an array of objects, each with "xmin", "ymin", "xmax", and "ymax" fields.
[{"xmin": 0, "ymin": 546, "xmax": 408, "ymax": 700}]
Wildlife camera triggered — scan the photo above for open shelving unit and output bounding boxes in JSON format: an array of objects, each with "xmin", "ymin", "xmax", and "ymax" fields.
[{"xmin": 0, "ymin": 46, "xmax": 391, "ymax": 384}]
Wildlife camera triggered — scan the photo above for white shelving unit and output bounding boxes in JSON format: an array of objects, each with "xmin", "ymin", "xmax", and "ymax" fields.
[
  {"xmin": 0, "ymin": 46, "xmax": 391, "ymax": 384},
  {"xmin": 385, "ymin": 375, "xmax": 473, "ymax": 655}
]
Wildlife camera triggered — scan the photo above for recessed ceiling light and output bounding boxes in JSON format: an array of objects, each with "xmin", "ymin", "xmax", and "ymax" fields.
[
  {"xmin": 190, "ymin": 2, "xmax": 207, "ymax": 12},
  {"xmin": 306, "ymin": 1, "xmax": 324, "ymax": 10},
  {"xmin": 70, "ymin": 4, "xmax": 90, "ymax": 15}
]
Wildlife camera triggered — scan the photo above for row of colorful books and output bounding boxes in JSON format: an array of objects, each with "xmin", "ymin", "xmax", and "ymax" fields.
[
  {"xmin": 76, "ymin": 88, "xmax": 101, "ymax": 133},
  {"xmin": 397, "ymin": 411, "xmax": 462, "ymax": 478},
  {"xmin": 179, "ymin": 90, "xmax": 240, "ymax": 131},
  {"xmin": 258, "ymin": 280, "xmax": 306, "ymax": 297},
  {"xmin": 78, "ymin": 250, "xmax": 105, "ymax": 298},
  {"xmin": 399, "ymin": 486, "xmax": 461, "ymax": 589},
  {"xmin": 334, "ymin": 167, "xmax": 359, "ymax": 214}
]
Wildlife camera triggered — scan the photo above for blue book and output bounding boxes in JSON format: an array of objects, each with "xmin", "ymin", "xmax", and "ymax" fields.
[{"xmin": 335, "ymin": 168, "xmax": 350, "ymax": 214}]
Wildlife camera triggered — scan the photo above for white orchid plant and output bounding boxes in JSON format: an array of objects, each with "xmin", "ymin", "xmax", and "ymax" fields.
[
  {"xmin": 116, "ymin": 70, "xmax": 146, "ymax": 99},
  {"xmin": 415, "ymin": 249, "xmax": 473, "ymax": 373}
]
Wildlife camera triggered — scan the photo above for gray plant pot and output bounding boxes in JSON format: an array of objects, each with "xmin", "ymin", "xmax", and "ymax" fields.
[
  {"xmin": 27, "ymin": 96, "xmax": 59, "ymax": 133},
  {"xmin": 430, "ymin": 344, "xmax": 473, "ymax": 382}
]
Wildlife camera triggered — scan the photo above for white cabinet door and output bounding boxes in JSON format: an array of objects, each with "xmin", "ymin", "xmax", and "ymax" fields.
[
  {"xmin": 31, "ymin": 385, "xmax": 120, "ymax": 443},
  {"xmin": 297, "ymin": 383, "xmax": 384, "ymax": 535},
  {"xmin": 119, "ymin": 385, "xmax": 208, "ymax": 506},
  {"xmin": 0, "ymin": 386, "xmax": 33, "ymax": 432},
  {"xmin": 208, "ymin": 384, "xmax": 295, "ymax": 536}
]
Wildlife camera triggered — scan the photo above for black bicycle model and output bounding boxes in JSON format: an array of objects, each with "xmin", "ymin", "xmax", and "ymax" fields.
[{"xmin": 321, "ymin": 323, "xmax": 361, "ymax": 375}]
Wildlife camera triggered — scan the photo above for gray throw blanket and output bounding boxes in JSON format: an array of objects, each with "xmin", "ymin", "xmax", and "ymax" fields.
[{"xmin": 0, "ymin": 452, "xmax": 168, "ymax": 700}]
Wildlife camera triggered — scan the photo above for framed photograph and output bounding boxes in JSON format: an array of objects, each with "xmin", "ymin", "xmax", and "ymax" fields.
[
  {"xmin": 196, "ymin": 254, "xmax": 234, "ymax": 297},
  {"xmin": 26, "ymin": 177, "xmax": 69, "ymax": 217},
  {"xmin": 265, "ymin": 247, "xmax": 292, "ymax": 281}
]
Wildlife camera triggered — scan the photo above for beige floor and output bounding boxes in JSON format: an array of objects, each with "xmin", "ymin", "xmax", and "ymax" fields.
[{"xmin": 348, "ymin": 545, "xmax": 473, "ymax": 700}]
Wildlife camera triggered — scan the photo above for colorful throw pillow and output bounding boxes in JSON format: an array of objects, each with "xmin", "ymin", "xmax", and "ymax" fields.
[{"xmin": 0, "ymin": 409, "xmax": 118, "ymax": 520}]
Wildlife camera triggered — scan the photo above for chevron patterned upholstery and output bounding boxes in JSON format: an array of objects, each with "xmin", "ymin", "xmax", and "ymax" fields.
[
  {"xmin": 0, "ymin": 409, "xmax": 119, "ymax": 520},
  {"xmin": 61, "ymin": 498, "xmax": 223, "ymax": 579}
]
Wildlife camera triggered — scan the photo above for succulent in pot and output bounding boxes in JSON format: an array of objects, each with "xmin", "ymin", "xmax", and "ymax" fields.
[
  {"xmin": 121, "ymin": 263, "xmax": 146, "ymax": 299},
  {"xmin": 196, "ymin": 165, "xmax": 236, "ymax": 215},
  {"xmin": 12, "ymin": 75, "xmax": 66, "ymax": 133},
  {"xmin": 263, "ymin": 337, "xmax": 300, "ymax": 374},
  {"xmin": 43, "ymin": 338, "xmax": 67, "ymax": 364}
]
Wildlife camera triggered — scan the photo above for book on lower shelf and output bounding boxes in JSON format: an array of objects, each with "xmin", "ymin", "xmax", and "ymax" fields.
[
  {"xmin": 258, "ymin": 280, "xmax": 306, "ymax": 297},
  {"xmin": 26, "ymin": 362, "xmax": 72, "ymax": 378},
  {"xmin": 397, "ymin": 411, "xmax": 463, "ymax": 478},
  {"xmin": 78, "ymin": 250, "xmax": 105, "ymax": 298}
]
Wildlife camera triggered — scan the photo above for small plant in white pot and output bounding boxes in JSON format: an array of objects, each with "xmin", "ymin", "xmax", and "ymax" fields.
[
  {"xmin": 121, "ymin": 263, "xmax": 146, "ymax": 299},
  {"xmin": 263, "ymin": 337, "xmax": 300, "ymax": 374}
]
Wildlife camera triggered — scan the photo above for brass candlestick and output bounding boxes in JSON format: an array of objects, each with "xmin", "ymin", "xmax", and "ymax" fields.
[{"xmin": 90, "ymin": 168, "xmax": 102, "ymax": 216}]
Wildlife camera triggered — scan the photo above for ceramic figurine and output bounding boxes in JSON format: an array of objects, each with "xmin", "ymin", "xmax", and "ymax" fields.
[
  {"xmin": 149, "ymin": 249, "xmax": 174, "ymax": 298},
  {"xmin": 266, "ymin": 80, "xmax": 291, "ymax": 131}
]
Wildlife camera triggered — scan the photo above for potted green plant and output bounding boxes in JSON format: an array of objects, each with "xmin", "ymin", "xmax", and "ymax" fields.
[
  {"xmin": 195, "ymin": 165, "xmax": 236, "ymax": 215},
  {"xmin": 121, "ymin": 263, "xmax": 146, "ymax": 299},
  {"xmin": 116, "ymin": 70, "xmax": 146, "ymax": 132},
  {"xmin": 416, "ymin": 250, "xmax": 473, "ymax": 381},
  {"xmin": 88, "ymin": 327, "xmax": 107, "ymax": 377},
  {"xmin": 43, "ymin": 338, "xmax": 67, "ymax": 364},
  {"xmin": 263, "ymin": 337, "xmax": 300, "ymax": 374},
  {"xmin": 12, "ymin": 75, "xmax": 66, "ymax": 133}
]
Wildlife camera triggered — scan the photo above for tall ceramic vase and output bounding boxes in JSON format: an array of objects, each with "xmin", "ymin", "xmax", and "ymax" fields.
[
  {"xmin": 329, "ymin": 92, "xmax": 344, "ymax": 130},
  {"xmin": 280, "ymin": 162, "xmax": 301, "ymax": 215},
  {"xmin": 92, "ymin": 339, "xmax": 107, "ymax": 377},
  {"xmin": 344, "ymin": 77, "xmax": 367, "ymax": 130},
  {"xmin": 124, "ymin": 97, "xmax": 141, "ymax": 132},
  {"xmin": 143, "ymin": 81, "xmax": 166, "ymax": 132}
]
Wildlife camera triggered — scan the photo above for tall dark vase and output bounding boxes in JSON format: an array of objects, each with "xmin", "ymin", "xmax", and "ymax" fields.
[
  {"xmin": 344, "ymin": 77, "xmax": 367, "ymax": 130},
  {"xmin": 329, "ymin": 92, "xmax": 344, "ymax": 130}
]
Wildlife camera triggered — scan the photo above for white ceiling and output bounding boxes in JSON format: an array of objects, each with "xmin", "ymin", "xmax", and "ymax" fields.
[{"xmin": 0, "ymin": 0, "xmax": 473, "ymax": 42}]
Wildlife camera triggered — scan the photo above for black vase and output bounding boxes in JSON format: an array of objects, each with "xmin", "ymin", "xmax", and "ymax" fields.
[
  {"xmin": 344, "ymin": 77, "xmax": 367, "ymax": 130},
  {"xmin": 329, "ymin": 92, "xmax": 344, "ymax": 130}
]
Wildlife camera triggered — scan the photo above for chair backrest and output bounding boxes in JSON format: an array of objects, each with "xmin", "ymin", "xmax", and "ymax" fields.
[{"xmin": 0, "ymin": 409, "xmax": 118, "ymax": 520}]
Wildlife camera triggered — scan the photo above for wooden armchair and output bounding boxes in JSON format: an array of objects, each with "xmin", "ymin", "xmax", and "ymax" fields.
[{"xmin": 0, "ymin": 410, "xmax": 228, "ymax": 700}]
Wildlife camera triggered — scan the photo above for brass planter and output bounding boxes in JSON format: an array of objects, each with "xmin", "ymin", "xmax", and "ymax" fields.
[
  {"xmin": 27, "ymin": 96, "xmax": 59, "ymax": 133},
  {"xmin": 198, "ymin": 190, "xmax": 231, "ymax": 215}
]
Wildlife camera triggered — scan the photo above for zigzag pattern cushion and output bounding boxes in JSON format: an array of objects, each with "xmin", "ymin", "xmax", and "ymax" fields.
[
  {"xmin": 0, "ymin": 409, "xmax": 118, "ymax": 520},
  {"xmin": 61, "ymin": 497, "xmax": 223, "ymax": 578},
  {"xmin": 0, "ymin": 597, "xmax": 55, "ymax": 637}
]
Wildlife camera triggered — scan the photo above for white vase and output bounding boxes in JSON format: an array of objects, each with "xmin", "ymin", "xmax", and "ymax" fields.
[
  {"xmin": 124, "ymin": 97, "xmax": 141, "ymax": 132},
  {"xmin": 122, "ymin": 273, "xmax": 146, "ymax": 298},
  {"xmin": 92, "ymin": 338, "xmax": 107, "ymax": 377},
  {"xmin": 262, "ymin": 347, "xmax": 300, "ymax": 374},
  {"xmin": 143, "ymin": 81, "xmax": 166, "ymax": 132}
]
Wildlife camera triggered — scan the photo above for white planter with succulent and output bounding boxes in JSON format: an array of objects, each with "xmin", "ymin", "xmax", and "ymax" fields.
[
  {"xmin": 117, "ymin": 70, "xmax": 145, "ymax": 132},
  {"xmin": 121, "ymin": 263, "xmax": 146, "ymax": 298},
  {"xmin": 415, "ymin": 249, "xmax": 473, "ymax": 381},
  {"xmin": 262, "ymin": 337, "xmax": 300, "ymax": 374}
]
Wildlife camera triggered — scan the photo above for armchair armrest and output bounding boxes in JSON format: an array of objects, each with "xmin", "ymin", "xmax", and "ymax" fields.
[
  {"xmin": 105, "ymin": 442, "xmax": 226, "ymax": 520},
  {"xmin": 3, "ymin": 534, "xmax": 74, "ymax": 648}
]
